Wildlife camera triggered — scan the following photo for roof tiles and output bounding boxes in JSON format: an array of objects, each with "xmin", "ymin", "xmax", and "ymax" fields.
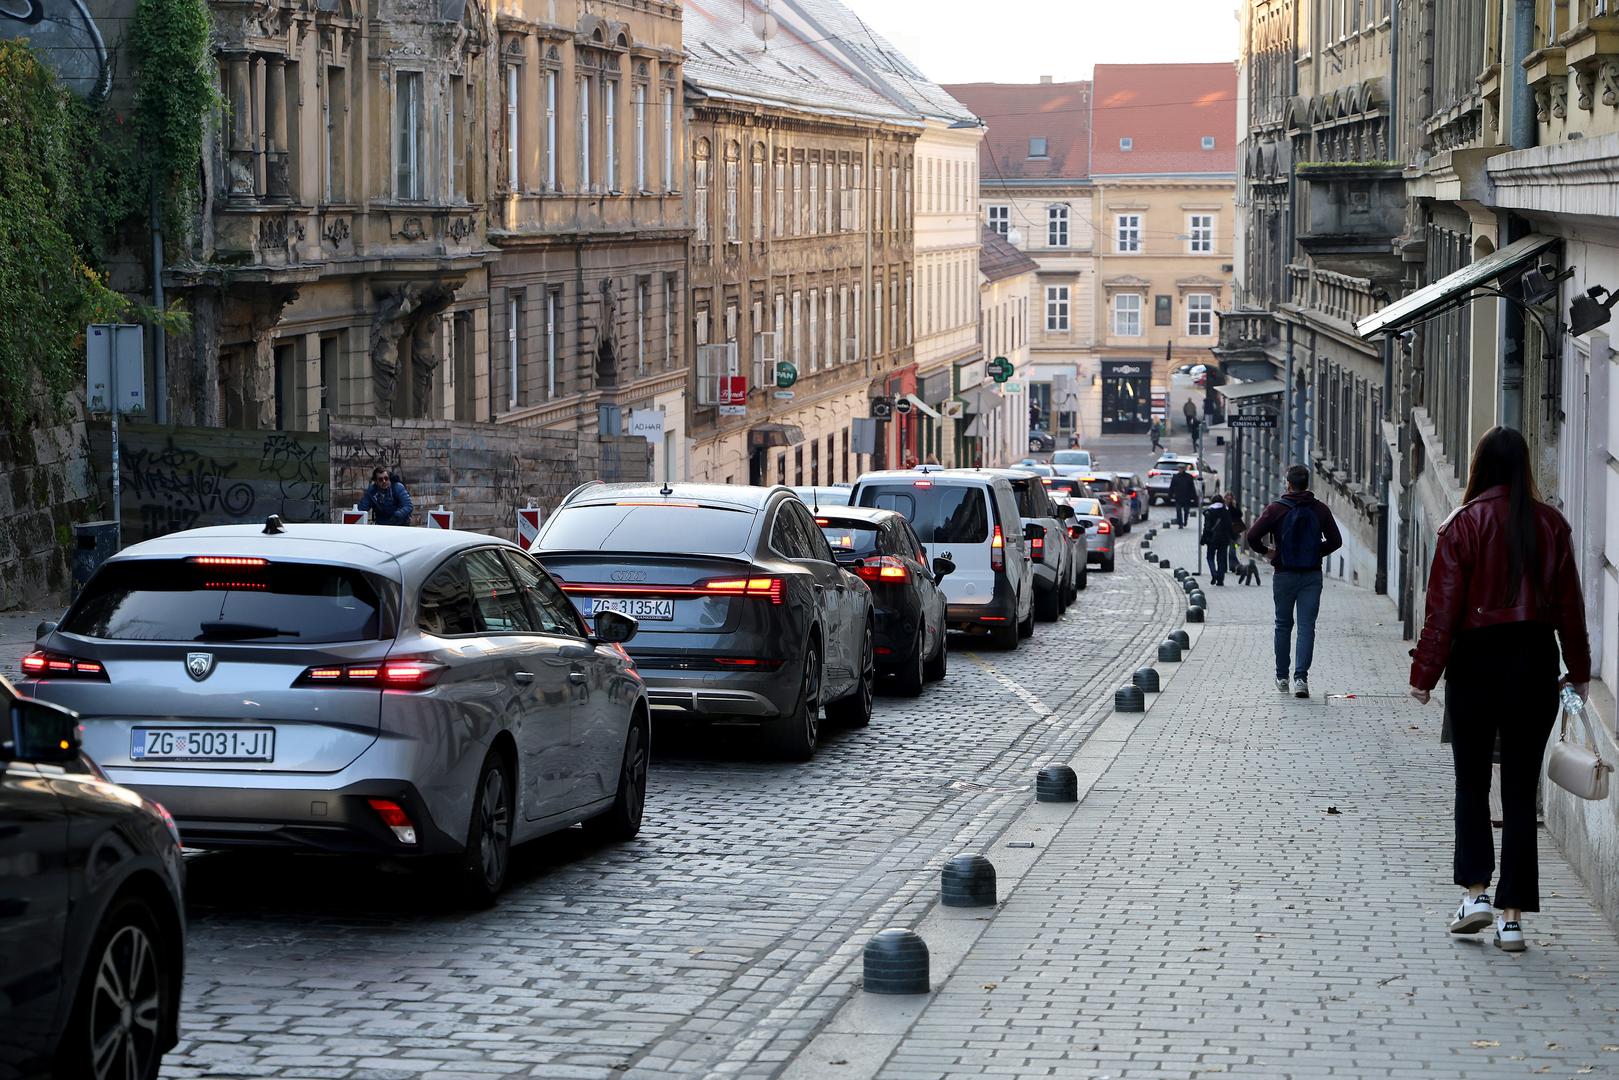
[
  {"xmin": 943, "ymin": 81, "xmax": 1093, "ymax": 181},
  {"xmin": 1090, "ymin": 62, "xmax": 1236, "ymax": 177}
]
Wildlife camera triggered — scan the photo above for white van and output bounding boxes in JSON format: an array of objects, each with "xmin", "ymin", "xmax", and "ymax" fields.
[{"xmin": 850, "ymin": 471, "xmax": 1035, "ymax": 649}]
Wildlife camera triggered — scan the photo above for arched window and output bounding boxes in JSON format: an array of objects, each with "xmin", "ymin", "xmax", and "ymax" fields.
[
  {"xmin": 724, "ymin": 140, "xmax": 740, "ymax": 243},
  {"xmin": 750, "ymin": 143, "xmax": 766, "ymax": 241},
  {"xmin": 693, "ymin": 137, "xmax": 711, "ymax": 247}
]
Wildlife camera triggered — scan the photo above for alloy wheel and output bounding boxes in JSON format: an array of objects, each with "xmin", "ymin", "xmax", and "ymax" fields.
[
  {"xmin": 478, "ymin": 767, "xmax": 511, "ymax": 888},
  {"xmin": 622, "ymin": 725, "xmax": 648, "ymax": 829},
  {"xmin": 803, "ymin": 647, "xmax": 821, "ymax": 750},
  {"xmin": 88, "ymin": 923, "xmax": 161, "ymax": 1080}
]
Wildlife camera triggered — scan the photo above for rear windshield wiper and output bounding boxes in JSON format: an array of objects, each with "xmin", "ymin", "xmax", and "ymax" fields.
[{"xmin": 197, "ymin": 622, "xmax": 302, "ymax": 641}]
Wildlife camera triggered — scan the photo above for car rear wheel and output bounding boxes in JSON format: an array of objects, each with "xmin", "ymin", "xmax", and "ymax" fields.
[
  {"xmin": 890, "ymin": 625, "xmax": 926, "ymax": 697},
  {"xmin": 775, "ymin": 643, "xmax": 822, "ymax": 760},
  {"xmin": 990, "ymin": 612, "xmax": 1019, "ymax": 650},
  {"xmin": 457, "ymin": 752, "xmax": 513, "ymax": 906},
  {"xmin": 60, "ymin": 895, "xmax": 174, "ymax": 1080},
  {"xmin": 923, "ymin": 629, "xmax": 948, "ymax": 681},
  {"xmin": 830, "ymin": 624, "xmax": 876, "ymax": 723},
  {"xmin": 1018, "ymin": 603, "xmax": 1035, "ymax": 638},
  {"xmin": 584, "ymin": 718, "xmax": 648, "ymax": 842},
  {"xmin": 1102, "ymin": 554, "xmax": 1116, "ymax": 573},
  {"xmin": 1035, "ymin": 583, "xmax": 1061, "ymax": 622}
]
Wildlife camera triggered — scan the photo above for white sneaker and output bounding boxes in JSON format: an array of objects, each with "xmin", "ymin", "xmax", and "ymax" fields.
[
  {"xmin": 1275, "ymin": 677, "xmax": 1289, "ymax": 693},
  {"xmin": 1448, "ymin": 893, "xmax": 1493, "ymax": 935},
  {"xmin": 1293, "ymin": 676, "xmax": 1310, "ymax": 699},
  {"xmin": 1494, "ymin": 917, "xmax": 1526, "ymax": 952}
]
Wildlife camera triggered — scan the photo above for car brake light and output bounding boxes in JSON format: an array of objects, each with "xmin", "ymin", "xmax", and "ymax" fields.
[
  {"xmin": 295, "ymin": 661, "xmax": 445, "ymax": 688},
  {"xmin": 1097, "ymin": 521, "xmax": 1112, "ymax": 534},
  {"xmin": 912, "ymin": 479, "xmax": 933, "ymax": 488},
  {"xmin": 991, "ymin": 524, "xmax": 1005, "ymax": 572},
  {"xmin": 1030, "ymin": 532, "xmax": 1045, "ymax": 559},
  {"xmin": 20, "ymin": 651, "xmax": 109, "ymax": 681},
  {"xmin": 1109, "ymin": 493, "xmax": 1122, "ymax": 503},
  {"xmin": 188, "ymin": 556, "xmax": 269, "ymax": 567},
  {"xmin": 1148, "ymin": 469, "xmax": 1161, "ymax": 477},
  {"xmin": 702, "ymin": 577, "xmax": 786, "ymax": 604},
  {"xmin": 366, "ymin": 798, "xmax": 418, "ymax": 845},
  {"xmin": 1068, "ymin": 525, "xmax": 1082, "ymax": 540},
  {"xmin": 713, "ymin": 657, "xmax": 787, "ymax": 670},
  {"xmin": 853, "ymin": 556, "xmax": 909, "ymax": 583}
]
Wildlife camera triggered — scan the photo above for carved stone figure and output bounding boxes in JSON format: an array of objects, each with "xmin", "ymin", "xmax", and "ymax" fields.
[
  {"xmin": 595, "ymin": 277, "xmax": 619, "ymax": 386},
  {"xmin": 1576, "ymin": 66, "xmax": 1596, "ymax": 112},
  {"xmin": 1551, "ymin": 79, "xmax": 1568, "ymax": 120},
  {"xmin": 1601, "ymin": 61, "xmax": 1619, "ymax": 108},
  {"xmin": 370, "ymin": 282, "xmax": 459, "ymax": 417}
]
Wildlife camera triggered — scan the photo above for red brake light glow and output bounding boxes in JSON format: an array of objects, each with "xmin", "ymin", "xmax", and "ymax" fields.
[
  {"xmin": 366, "ymin": 798, "xmax": 418, "ymax": 845},
  {"xmin": 188, "ymin": 556, "xmax": 269, "ymax": 567},
  {"xmin": 296, "ymin": 661, "xmax": 445, "ymax": 689},
  {"xmin": 1097, "ymin": 521, "xmax": 1112, "ymax": 534},
  {"xmin": 21, "ymin": 651, "xmax": 109, "ymax": 681},
  {"xmin": 853, "ymin": 556, "xmax": 909, "ymax": 583},
  {"xmin": 990, "ymin": 524, "xmax": 1005, "ymax": 572},
  {"xmin": 701, "ymin": 577, "xmax": 786, "ymax": 604},
  {"xmin": 912, "ymin": 479, "xmax": 933, "ymax": 488}
]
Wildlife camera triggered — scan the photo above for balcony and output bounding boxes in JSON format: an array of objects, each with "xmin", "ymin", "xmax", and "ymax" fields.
[
  {"xmin": 1286, "ymin": 263, "xmax": 1385, "ymax": 327},
  {"xmin": 1293, "ymin": 161, "xmax": 1406, "ymax": 265},
  {"xmin": 1211, "ymin": 310, "xmax": 1279, "ymax": 372}
]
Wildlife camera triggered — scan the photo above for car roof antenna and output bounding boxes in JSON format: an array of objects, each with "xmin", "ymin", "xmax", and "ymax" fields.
[
  {"xmin": 263, "ymin": 514, "xmax": 285, "ymax": 535},
  {"xmin": 659, "ymin": 481, "xmax": 674, "ymax": 497}
]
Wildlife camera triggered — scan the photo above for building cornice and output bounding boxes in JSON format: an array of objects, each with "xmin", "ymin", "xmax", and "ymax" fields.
[{"xmin": 1488, "ymin": 132, "xmax": 1619, "ymax": 220}]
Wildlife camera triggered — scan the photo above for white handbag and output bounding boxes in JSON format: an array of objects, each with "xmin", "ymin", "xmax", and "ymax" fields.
[{"xmin": 1548, "ymin": 688, "xmax": 1613, "ymax": 802}]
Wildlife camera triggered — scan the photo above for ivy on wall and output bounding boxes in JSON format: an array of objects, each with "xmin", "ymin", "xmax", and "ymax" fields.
[{"xmin": 0, "ymin": 0, "xmax": 213, "ymax": 432}]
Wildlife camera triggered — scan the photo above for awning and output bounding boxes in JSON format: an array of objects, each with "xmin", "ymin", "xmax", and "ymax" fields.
[
  {"xmin": 1215, "ymin": 379, "xmax": 1285, "ymax": 402},
  {"xmin": 903, "ymin": 393, "xmax": 941, "ymax": 419},
  {"xmin": 748, "ymin": 423, "xmax": 804, "ymax": 449},
  {"xmin": 1354, "ymin": 234, "xmax": 1559, "ymax": 339}
]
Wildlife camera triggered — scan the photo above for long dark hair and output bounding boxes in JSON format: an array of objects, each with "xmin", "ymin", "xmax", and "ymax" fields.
[{"xmin": 1462, "ymin": 426, "xmax": 1541, "ymax": 603}]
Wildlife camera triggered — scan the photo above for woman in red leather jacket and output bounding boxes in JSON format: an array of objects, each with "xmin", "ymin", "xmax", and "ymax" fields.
[{"xmin": 1408, "ymin": 426, "xmax": 1590, "ymax": 953}]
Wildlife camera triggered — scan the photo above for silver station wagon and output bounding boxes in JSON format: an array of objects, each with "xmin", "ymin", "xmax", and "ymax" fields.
[{"xmin": 19, "ymin": 520, "xmax": 650, "ymax": 904}]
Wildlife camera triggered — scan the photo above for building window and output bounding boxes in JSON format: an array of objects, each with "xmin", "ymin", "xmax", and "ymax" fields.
[
  {"xmin": 1154, "ymin": 294, "xmax": 1172, "ymax": 326},
  {"xmin": 545, "ymin": 289, "xmax": 558, "ymax": 399},
  {"xmin": 1115, "ymin": 213, "xmax": 1142, "ymax": 253},
  {"xmin": 724, "ymin": 143, "xmax": 739, "ymax": 243},
  {"xmin": 323, "ymin": 65, "xmax": 348, "ymax": 203},
  {"xmin": 874, "ymin": 281, "xmax": 883, "ymax": 356},
  {"xmin": 506, "ymin": 291, "xmax": 525, "ymax": 409},
  {"xmin": 1047, "ymin": 205, "xmax": 1069, "ymax": 247},
  {"xmin": 774, "ymin": 154, "xmax": 786, "ymax": 237},
  {"xmin": 1119, "ymin": 137, "xmax": 1133, "ymax": 151},
  {"xmin": 825, "ymin": 160, "xmax": 835, "ymax": 231},
  {"xmin": 750, "ymin": 144, "xmax": 764, "ymax": 241},
  {"xmin": 1202, "ymin": 135, "xmax": 1216, "ymax": 150},
  {"xmin": 808, "ymin": 153, "xmax": 820, "ymax": 233},
  {"xmin": 1028, "ymin": 136, "xmax": 1048, "ymax": 158},
  {"xmin": 1189, "ymin": 213, "xmax": 1214, "ymax": 253},
  {"xmin": 603, "ymin": 78, "xmax": 618, "ymax": 191},
  {"xmin": 1113, "ymin": 293, "xmax": 1142, "ymax": 337},
  {"xmin": 663, "ymin": 275, "xmax": 675, "ymax": 369},
  {"xmin": 504, "ymin": 64, "xmax": 520, "ymax": 190},
  {"xmin": 693, "ymin": 139, "xmax": 710, "ymax": 245},
  {"xmin": 633, "ymin": 82, "xmax": 647, "ymax": 190},
  {"xmin": 544, "ymin": 68, "xmax": 558, "ymax": 191},
  {"xmin": 578, "ymin": 74, "xmax": 592, "ymax": 191},
  {"xmin": 395, "ymin": 70, "xmax": 423, "ymax": 200},
  {"xmin": 987, "ymin": 205, "xmax": 1009, "ymax": 235},
  {"xmin": 1045, "ymin": 285, "xmax": 1069, "ymax": 332},
  {"xmin": 1187, "ymin": 293, "xmax": 1214, "ymax": 336},
  {"xmin": 792, "ymin": 155, "xmax": 804, "ymax": 236},
  {"xmin": 636, "ymin": 279, "xmax": 648, "ymax": 374},
  {"xmin": 808, "ymin": 289, "xmax": 819, "ymax": 371},
  {"xmin": 662, "ymin": 86, "xmax": 675, "ymax": 191}
]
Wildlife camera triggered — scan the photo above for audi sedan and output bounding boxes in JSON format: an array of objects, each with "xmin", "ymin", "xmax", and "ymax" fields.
[
  {"xmin": 533, "ymin": 484, "xmax": 875, "ymax": 760},
  {"xmin": 20, "ymin": 523, "xmax": 650, "ymax": 904}
]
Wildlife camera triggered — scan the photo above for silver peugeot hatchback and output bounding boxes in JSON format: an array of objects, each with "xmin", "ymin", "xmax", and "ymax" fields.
[{"xmin": 19, "ymin": 521, "xmax": 650, "ymax": 904}]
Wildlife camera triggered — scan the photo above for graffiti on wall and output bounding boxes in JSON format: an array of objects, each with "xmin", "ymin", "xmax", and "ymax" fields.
[
  {"xmin": 1, "ymin": 0, "xmax": 109, "ymax": 98},
  {"xmin": 90, "ymin": 423, "xmax": 329, "ymax": 543}
]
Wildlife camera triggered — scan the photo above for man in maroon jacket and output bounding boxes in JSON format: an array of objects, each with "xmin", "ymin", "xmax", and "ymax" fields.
[{"xmin": 1246, "ymin": 465, "xmax": 1344, "ymax": 698}]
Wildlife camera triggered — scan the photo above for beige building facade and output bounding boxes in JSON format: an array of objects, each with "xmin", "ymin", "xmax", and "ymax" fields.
[
  {"xmin": 972, "ymin": 227, "xmax": 1038, "ymax": 466},
  {"xmin": 681, "ymin": 0, "xmax": 919, "ymax": 487}
]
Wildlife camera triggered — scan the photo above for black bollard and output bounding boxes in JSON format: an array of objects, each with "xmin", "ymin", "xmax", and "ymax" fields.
[
  {"xmin": 1114, "ymin": 685, "xmax": 1146, "ymax": 712},
  {"xmin": 1132, "ymin": 666, "xmax": 1161, "ymax": 692},
  {"xmin": 863, "ymin": 929, "xmax": 930, "ymax": 994},
  {"xmin": 1187, "ymin": 605, "xmax": 1205, "ymax": 623},
  {"xmin": 1158, "ymin": 640, "xmax": 1183, "ymax": 662},
  {"xmin": 1035, "ymin": 764, "xmax": 1079, "ymax": 802},
  {"xmin": 940, "ymin": 854, "xmax": 997, "ymax": 908},
  {"xmin": 1167, "ymin": 630, "xmax": 1191, "ymax": 650}
]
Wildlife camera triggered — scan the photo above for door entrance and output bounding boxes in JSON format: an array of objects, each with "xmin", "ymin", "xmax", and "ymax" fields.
[{"xmin": 1101, "ymin": 360, "xmax": 1153, "ymax": 433}]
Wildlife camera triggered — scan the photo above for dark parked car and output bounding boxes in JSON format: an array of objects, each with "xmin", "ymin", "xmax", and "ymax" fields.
[
  {"xmin": 812, "ymin": 505, "xmax": 953, "ymax": 695},
  {"xmin": 535, "ymin": 484, "xmax": 875, "ymax": 760},
  {"xmin": 1, "ymin": 681, "xmax": 186, "ymax": 1080},
  {"xmin": 1027, "ymin": 429, "xmax": 1057, "ymax": 453}
]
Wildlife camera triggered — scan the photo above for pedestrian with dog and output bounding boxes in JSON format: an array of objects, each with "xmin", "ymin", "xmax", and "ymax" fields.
[
  {"xmin": 1224, "ymin": 492, "xmax": 1246, "ymax": 569},
  {"xmin": 1245, "ymin": 464, "xmax": 1343, "ymax": 699},
  {"xmin": 1407, "ymin": 426, "xmax": 1590, "ymax": 954},
  {"xmin": 1169, "ymin": 464, "xmax": 1197, "ymax": 529},
  {"xmin": 1200, "ymin": 493, "xmax": 1234, "ymax": 585}
]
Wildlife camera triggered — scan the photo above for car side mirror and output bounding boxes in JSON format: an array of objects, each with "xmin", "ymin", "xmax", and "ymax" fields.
[
  {"xmin": 1054, "ymin": 504, "xmax": 1075, "ymax": 520},
  {"xmin": 931, "ymin": 556, "xmax": 955, "ymax": 584},
  {"xmin": 592, "ymin": 609, "xmax": 639, "ymax": 646},
  {"xmin": 1023, "ymin": 522, "xmax": 1044, "ymax": 542},
  {"xmin": 2, "ymin": 697, "xmax": 82, "ymax": 764}
]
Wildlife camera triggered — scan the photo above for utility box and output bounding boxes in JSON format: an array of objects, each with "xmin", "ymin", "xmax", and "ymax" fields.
[{"xmin": 72, "ymin": 520, "xmax": 119, "ymax": 598}]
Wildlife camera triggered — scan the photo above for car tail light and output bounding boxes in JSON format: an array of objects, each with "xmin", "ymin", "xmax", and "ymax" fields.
[
  {"xmin": 912, "ymin": 480, "xmax": 933, "ymax": 488},
  {"xmin": 295, "ymin": 660, "xmax": 446, "ymax": 689},
  {"xmin": 1068, "ymin": 525, "xmax": 1082, "ymax": 540},
  {"xmin": 1097, "ymin": 521, "xmax": 1112, "ymax": 535},
  {"xmin": 1109, "ymin": 493, "xmax": 1122, "ymax": 503},
  {"xmin": 701, "ymin": 577, "xmax": 786, "ymax": 604},
  {"xmin": 366, "ymin": 798, "xmax": 418, "ymax": 845},
  {"xmin": 187, "ymin": 556, "xmax": 270, "ymax": 567},
  {"xmin": 990, "ymin": 524, "xmax": 1005, "ymax": 572},
  {"xmin": 712, "ymin": 657, "xmax": 787, "ymax": 671},
  {"xmin": 20, "ymin": 651, "xmax": 109, "ymax": 681},
  {"xmin": 854, "ymin": 556, "xmax": 908, "ymax": 583},
  {"xmin": 1029, "ymin": 527, "xmax": 1046, "ymax": 561},
  {"xmin": 1147, "ymin": 469, "xmax": 1161, "ymax": 477}
]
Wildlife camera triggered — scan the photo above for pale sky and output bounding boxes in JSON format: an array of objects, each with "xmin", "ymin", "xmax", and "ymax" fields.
[{"xmin": 844, "ymin": 0, "xmax": 1240, "ymax": 84}]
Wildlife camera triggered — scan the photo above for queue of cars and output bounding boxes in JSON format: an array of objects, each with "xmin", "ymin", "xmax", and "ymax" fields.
[{"xmin": 2, "ymin": 456, "xmax": 1118, "ymax": 1075}]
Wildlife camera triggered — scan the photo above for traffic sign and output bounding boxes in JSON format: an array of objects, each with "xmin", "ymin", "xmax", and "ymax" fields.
[
  {"xmin": 987, "ymin": 356, "xmax": 1014, "ymax": 383},
  {"xmin": 871, "ymin": 396, "xmax": 894, "ymax": 420},
  {"xmin": 516, "ymin": 505, "xmax": 543, "ymax": 550},
  {"xmin": 341, "ymin": 505, "xmax": 368, "ymax": 525},
  {"xmin": 775, "ymin": 361, "xmax": 798, "ymax": 388},
  {"xmin": 1228, "ymin": 412, "xmax": 1277, "ymax": 429},
  {"xmin": 427, "ymin": 505, "xmax": 454, "ymax": 529},
  {"xmin": 894, "ymin": 396, "xmax": 914, "ymax": 415}
]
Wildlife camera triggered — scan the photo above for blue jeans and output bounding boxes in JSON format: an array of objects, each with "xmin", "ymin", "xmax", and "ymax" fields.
[
  {"xmin": 1205, "ymin": 542, "xmax": 1227, "ymax": 583},
  {"xmin": 1272, "ymin": 569, "xmax": 1323, "ymax": 680},
  {"xmin": 1174, "ymin": 502, "xmax": 1191, "ymax": 526}
]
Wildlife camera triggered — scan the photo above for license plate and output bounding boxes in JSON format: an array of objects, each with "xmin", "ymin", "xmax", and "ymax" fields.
[
  {"xmin": 130, "ymin": 727, "xmax": 276, "ymax": 762},
  {"xmin": 588, "ymin": 597, "xmax": 674, "ymax": 621}
]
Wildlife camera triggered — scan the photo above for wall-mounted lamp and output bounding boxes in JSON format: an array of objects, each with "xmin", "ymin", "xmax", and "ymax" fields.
[
  {"xmin": 1570, "ymin": 286, "xmax": 1619, "ymax": 336},
  {"xmin": 1520, "ymin": 263, "xmax": 1572, "ymax": 305}
]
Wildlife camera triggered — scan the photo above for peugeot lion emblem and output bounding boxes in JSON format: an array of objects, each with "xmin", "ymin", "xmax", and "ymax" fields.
[{"xmin": 186, "ymin": 652, "xmax": 216, "ymax": 681}]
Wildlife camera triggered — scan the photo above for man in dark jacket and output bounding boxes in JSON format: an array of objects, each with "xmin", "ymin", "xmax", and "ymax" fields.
[
  {"xmin": 1246, "ymin": 464, "xmax": 1343, "ymax": 698},
  {"xmin": 359, "ymin": 466, "xmax": 414, "ymax": 526},
  {"xmin": 1200, "ymin": 493, "xmax": 1234, "ymax": 585},
  {"xmin": 1168, "ymin": 465, "xmax": 1197, "ymax": 528}
]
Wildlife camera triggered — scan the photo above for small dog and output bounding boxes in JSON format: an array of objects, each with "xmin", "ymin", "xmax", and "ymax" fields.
[{"xmin": 1235, "ymin": 557, "xmax": 1262, "ymax": 586}]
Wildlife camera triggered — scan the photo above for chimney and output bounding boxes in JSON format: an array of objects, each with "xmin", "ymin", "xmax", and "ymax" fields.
[{"xmin": 1039, "ymin": 75, "xmax": 1053, "ymax": 84}]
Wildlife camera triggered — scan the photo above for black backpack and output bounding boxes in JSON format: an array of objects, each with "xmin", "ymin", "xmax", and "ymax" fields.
[{"xmin": 1275, "ymin": 500, "xmax": 1321, "ymax": 569}]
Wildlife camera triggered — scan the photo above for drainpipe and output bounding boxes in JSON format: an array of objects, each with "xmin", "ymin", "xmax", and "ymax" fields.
[
  {"xmin": 1510, "ymin": 0, "xmax": 1537, "ymax": 152},
  {"xmin": 1283, "ymin": 321, "xmax": 1295, "ymax": 473},
  {"xmin": 1376, "ymin": 333, "xmax": 1393, "ymax": 595},
  {"xmin": 150, "ymin": 190, "xmax": 167, "ymax": 424}
]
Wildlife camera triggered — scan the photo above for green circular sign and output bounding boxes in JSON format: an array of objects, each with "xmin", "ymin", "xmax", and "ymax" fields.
[{"xmin": 775, "ymin": 361, "xmax": 798, "ymax": 389}]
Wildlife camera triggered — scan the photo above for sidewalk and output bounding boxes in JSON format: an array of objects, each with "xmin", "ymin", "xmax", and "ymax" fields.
[
  {"xmin": 794, "ymin": 521, "xmax": 1619, "ymax": 1078},
  {"xmin": 0, "ymin": 606, "xmax": 54, "ymax": 683}
]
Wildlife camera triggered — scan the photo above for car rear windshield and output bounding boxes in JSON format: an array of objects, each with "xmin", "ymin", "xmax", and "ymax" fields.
[
  {"xmin": 1008, "ymin": 481, "xmax": 1043, "ymax": 518},
  {"xmin": 1046, "ymin": 478, "xmax": 1084, "ymax": 495},
  {"xmin": 62, "ymin": 559, "xmax": 388, "ymax": 643},
  {"xmin": 544, "ymin": 502, "xmax": 755, "ymax": 554},
  {"xmin": 857, "ymin": 484, "xmax": 989, "ymax": 544},
  {"xmin": 1084, "ymin": 477, "xmax": 1115, "ymax": 493},
  {"xmin": 1075, "ymin": 499, "xmax": 1104, "ymax": 515},
  {"xmin": 816, "ymin": 521, "xmax": 881, "ymax": 558},
  {"xmin": 1155, "ymin": 458, "xmax": 1194, "ymax": 472},
  {"xmin": 1052, "ymin": 451, "xmax": 1091, "ymax": 466}
]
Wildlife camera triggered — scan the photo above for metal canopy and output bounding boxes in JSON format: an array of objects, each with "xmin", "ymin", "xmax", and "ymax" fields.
[
  {"xmin": 1214, "ymin": 379, "xmax": 1286, "ymax": 401},
  {"xmin": 1353, "ymin": 234, "xmax": 1559, "ymax": 339}
]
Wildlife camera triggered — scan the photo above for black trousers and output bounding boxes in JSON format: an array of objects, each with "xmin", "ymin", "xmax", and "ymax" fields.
[
  {"xmin": 1205, "ymin": 541, "xmax": 1227, "ymax": 583},
  {"xmin": 1445, "ymin": 622, "xmax": 1560, "ymax": 911},
  {"xmin": 1174, "ymin": 502, "xmax": 1191, "ymax": 526}
]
